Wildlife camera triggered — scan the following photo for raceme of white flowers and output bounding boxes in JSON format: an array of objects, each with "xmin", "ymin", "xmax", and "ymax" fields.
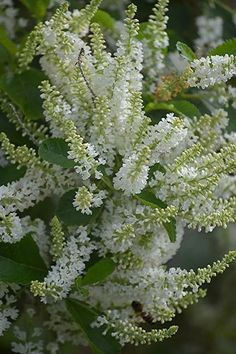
[
  {"xmin": 194, "ymin": 15, "xmax": 223, "ymax": 56},
  {"xmin": 0, "ymin": 0, "xmax": 236, "ymax": 351}
]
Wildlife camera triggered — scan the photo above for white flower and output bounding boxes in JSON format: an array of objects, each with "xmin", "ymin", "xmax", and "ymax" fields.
[
  {"xmin": 194, "ymin": 16, "xmax": 223, "ymax": 55},
  {"xmin": 114, "ymin": 146, "xmax": 150, "ymax": 195},
  {"xmin": 73, "ymin": 184, "xmax": 107, "ymax": 214},
  {"xmin": 37, "ymin": 227, "xmax": 95, "ymax": 302},
  {"xmin": 188, "ymin": 55, "xmax": 236, "ymax": 89}
]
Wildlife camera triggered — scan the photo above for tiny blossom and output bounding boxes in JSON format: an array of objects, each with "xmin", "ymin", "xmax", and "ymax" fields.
[
  {"xmin": 188, "ymin": 55, "xmax": 236, "ymax": 89},
  {"xmin": 194, "ymin": 16, "xmax": 223, "ymax": 55},
  {"xmin": 73, "ymin": 184, "xmax": 107, "ymax": 214},
  {"xmin": 31, "ymin": 227, "xmax": 96, "ymax": 302},
  {"xmin": 0, "ymin": 283, "xmax": 19, "ymax": 336},
  {"xmin": 114, "ymin": 146, "xmax": 151, "ymax": 195}
]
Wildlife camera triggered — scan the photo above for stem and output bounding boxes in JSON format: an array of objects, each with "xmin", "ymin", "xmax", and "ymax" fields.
[
  {"xmin": 213, "ymin": 0, "xmax": 236, "ymax": 15},
  {"xmin": 180, "ymin": 92, "xmax": 211, "ymax": 100}
]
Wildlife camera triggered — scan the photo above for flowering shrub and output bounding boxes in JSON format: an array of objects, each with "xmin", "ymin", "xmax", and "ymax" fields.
[{"xmin": 0, "ymin": 0, "xmax": 236, "ymax": 353}]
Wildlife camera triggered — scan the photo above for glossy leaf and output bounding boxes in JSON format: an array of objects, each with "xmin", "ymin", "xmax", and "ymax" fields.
[
  {"xmin": 146, "ymin": 100, "xmax": 201, "ymax": 118},
  {"xmin": 208, "ymin": 38, "xmax": 236, "ymax": 56},
  {"xmin": 148, "ymin": 163, "xmax": 166, "ymax": 181},
  {"xmin": 93, "ymin": 10, "xmax": 115, "ymax": 30},
  {"xmin": 135, "ymin": 190, "xmax": 167, "ymax": 209},
  {"xmin": 56, "ymin": 190, "xmax": 102, "ymax": 226},
  {"xmin": 0, "ymin": 234, "xmax": 47, "ymax": 284},
  {"xmin": 176, "ymin": 41, "xmax": 196, "ymax": 61},
  {"xmin": 81, "ymin": 258, "xmax": 116, "ymax": 286},
  {"xmin": 0, "ymin": 165, "xmax": 26, "ymax": 186},
  {"xmin": 66, "ymin": 299, "xmax": 121, "ymax": 354},
  {"xmin": 38, "ymin": 138, "xmax": 75, "ymax": 168},
  {"xmin": 20, "ymin": 0, "xmax": 49, "ymax": 19},
  {"xmin": 0, "ymin": 26, "xmax": 17, "ymax": 56},
  {"xmin": 164, "ymin": 218, "xmax": 176, "ymax": 243},
  {"xmin": 0, "ymin": 69, "xmax": 46, "ymax": 121},
  {"xmin": 170, "ymin": 100, "xmax": 201, "ymax": 118}
]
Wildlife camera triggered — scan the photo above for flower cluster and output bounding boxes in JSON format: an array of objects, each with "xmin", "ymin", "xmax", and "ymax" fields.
[
  {"xmin": 0, "ymin": 0, "xmax": 236, "ymax": 353},
  {"xmin": 188, "ymin": 55, "xmax": 236, "ymax": 89},
  {"xmin": 194, "ymin": 15, "xmax": 223, "ymax": 56}
]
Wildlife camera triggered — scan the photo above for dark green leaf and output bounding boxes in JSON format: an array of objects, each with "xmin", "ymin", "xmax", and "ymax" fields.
[
  {"xmin": 0, "ymin": 165, "xmax": 26, "ymax": 185},
  {"xmin": 145, "ymin": 102, "xmax": 177, "ymax": 113},
  {"xmin": 38, "ymin": 138, "xmax": 75, "ymax": 168},
  {"xmin": 164, "ymin": 218, "xmax": 176, "ymax": 243},
  {"xmin": 148, "ymin": 163, "xmax": 166, "ymax": 181},
  {"xmin": 81, "ymin": 258, "xmax": 116, "ymax": 286},
  {"xmin": 137, "ymin": 22, "xmax": 149, "ymax": 40},
  {"xmin": 0, "ymin": 234, "xmax": 47, "ymax": 284},
  {"xmin": 0, "ymin": 26, "xmax": 17, "ymax": 56},
  {"xmin": 20, "ymin": 0, "xmax": 49, "ymax": 19},
  {"xmin": 92, "ymin": 10, "xmax": 115, "ymax": 30},
  {"xmin": 146, "ymin": 100, "xmax": 201, "ymax": 118},
  {"xmin": 56, "ymin": 190, "xmax": 102, "ymax": 226},
  {"xmin": 176, "ymin": 41, "xmax": 196, "ymax": 61},
  {"xmin": 135, "ymin": 190, "xmax": 167, "ymax": 209},
  {"xmin": 169, "ymin": 100, "xmax": 201, "ymax": 118},
  {"xmin": 0, "ymin": 69, "xmax": 46, "ymax": 121},
  {"xmin": 66, "ymin": 299, "xmax": 121, "ymax": 354},
  {"xmin": 208, "ymin": 38, "xmax": 236, "ymax": 56}
]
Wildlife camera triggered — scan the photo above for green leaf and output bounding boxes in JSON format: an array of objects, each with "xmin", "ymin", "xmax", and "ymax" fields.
[
  {"xmin": 0, "ymin": 165, "xmax": 26, "ymax": 185},
  {"xmin": 38, "ymin": 138, "xmax": 75, "ymax": 168},
  {"xmin": 176, "ymin": 41, "xmax": 196, "ymax": 61},
  {"xmin": 145, "ymin": 102, "xmax": 176, "ymax": 113},
  {"xmin": 0, "ymin": 69, "xmax": 46, "ymax": 121},
  {"xmin": 135, "ymin": 190, "xmax": 177, "ymax": 243},
  {"xmin": 81, "ymin": 258, "xmax": 116, "ymax": 286},
  {"xmin": 164, "ymin": 218, "xmax": 176, "ymax": 243},
  {"xmin": 148, "ymin": 163, "xmax": 166, "ymax": 181},
  {"xmin": 0, "ymin": 234, "xmax": 47, "ymax": 284},
  {"xmin": 0, "ymin": 26, "xmax": 17, "ymax": 56},
  {"xmin": 208, "ymin": 38, "xmax": 236, "ymax": 56},
  {"xmin": 135, "ymin": 190, "xmax": 167, "ymax": 209},
  {"xmin": 137, "ymin": 22, "xmax": 149, "ymax": 40},
  {"xmin": 169, "ymin": 100, "xmax": 201, "ymax": 118},
  {"xmin": 56, "ymin": 190, "xmax": 102, "ymax": 226},
  {"xmin": 20, "ymin": 0, "xmax": 49, "ymax": 19},
  {"xmin": 92, "ymin": 10, "xmax": 115, "ymax": 30},
  {"xmin": 66, "ymin": 299, "xmax": 121, "ymax": 354},
  {"xmin": 145, "ymin": 100, "xmax": 201, "ymax": 118}
]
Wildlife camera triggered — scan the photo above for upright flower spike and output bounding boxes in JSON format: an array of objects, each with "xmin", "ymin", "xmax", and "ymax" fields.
[
  {"xmin": 40, "ymin": 81, "xmax": 104, "ymax": 179},
  {"xmin": 73, "ymin": 184, "xmax": 107, "ymax": 215},
  {"xmin": 0, "ymin": 133, "xmax": 49, "ymax": 171},
  {"xmin": 70, "ymin": 0, "xmax": 103, "ymax": 36},
  {"xmin": 143, "ymin": 0, "xmax": 169, "ymax": 90},
  {"xmin": 90, "ymin": 23, "xmax": 110, "ymax": 72},
  {"xmin": 50, "ymin": 216, "xmax": 65, "ymax": 261},
  {"xmin": 17, "ymin": 2, "xmax": 70, "ymax": 72},
  {"xmin": 31, "ymin": 227, "xmax": 95, "ymax": 302},
  {"xmin": 114, "ymin": 146, "xmax": 151, "ymax": 195}
]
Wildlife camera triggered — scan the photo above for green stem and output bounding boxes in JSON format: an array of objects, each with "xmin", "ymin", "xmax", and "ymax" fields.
[
  {"xmin": 213, "ymin": 0, "xmax": 236, "ymax": 15},
  {"xmin": 180, "ymin": 92, "xmax": 211, "ymax": 100}
]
